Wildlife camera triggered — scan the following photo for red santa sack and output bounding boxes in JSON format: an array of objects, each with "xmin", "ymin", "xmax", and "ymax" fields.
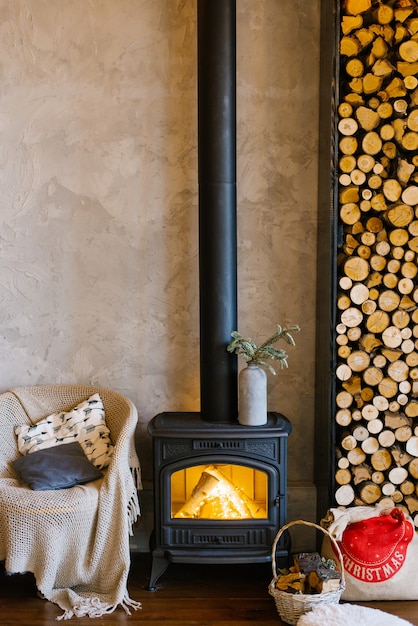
[{"xmin": 321, "ymin": 505, "xmax": 418, "ymax": 600}]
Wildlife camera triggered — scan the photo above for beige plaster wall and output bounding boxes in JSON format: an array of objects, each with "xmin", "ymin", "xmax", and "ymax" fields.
[{"xmin": 0, "ymin": 0, "xmax": 320, "ymax": 543}]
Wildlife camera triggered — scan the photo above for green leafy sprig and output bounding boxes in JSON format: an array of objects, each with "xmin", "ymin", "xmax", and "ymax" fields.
[{"xmin": 227, "ymin": 324, "xmax": 300, "ymax": 375}]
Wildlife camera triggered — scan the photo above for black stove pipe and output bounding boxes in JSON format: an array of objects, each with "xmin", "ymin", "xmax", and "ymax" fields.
[{"xmin": 198, "ymin": 0, "xmax": 238, "ymax": 423}]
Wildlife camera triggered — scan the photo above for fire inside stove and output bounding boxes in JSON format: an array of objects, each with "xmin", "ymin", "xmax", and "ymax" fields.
[{"xmin": 171, "ymin": 464, "xmax": 268, "ymax": 520}]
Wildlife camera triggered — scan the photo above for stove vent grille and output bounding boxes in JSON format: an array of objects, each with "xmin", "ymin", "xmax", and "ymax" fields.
[{"xmin": 193, "ymin": 440, "xmax": 244, "ymax": 450}]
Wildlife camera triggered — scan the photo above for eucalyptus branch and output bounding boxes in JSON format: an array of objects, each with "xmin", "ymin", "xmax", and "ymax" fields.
[{"xmin": 227, "ymin": 324, "xmax": 300, "ymax": 375}]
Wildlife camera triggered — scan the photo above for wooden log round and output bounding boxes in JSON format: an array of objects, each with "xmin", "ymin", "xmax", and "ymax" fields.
[
  {"xmin": 338, "ymin": 117, "xmax": 359, "ymax": 136},
  {"xmin": 338, "ymin": 345, "xmax": 351, "ymax": 358},
  {"xmin": 377, "ymin": 101, "xmax": 393, "ymax": 119},
  {"xmin": 385, "ymin": 204, "xmax": 414, "ymax": 228},
  {"xmin": 363, "ymin": 366, "xmax": 384, "ymax": 386},
  {"xmin": 383, "ymin": 273, "xmax": 399, "ymax": 289},
  {"xmin": 405, "ymin": 402, "xmax": 418, "ymax": 418},
  {"xmin": 382, "ymin": 326, "xmax": 403, "ymax": 348},
  {"xmin": 336, "ymin": 363, "xmax": 352, "ymax": 381},
  {"xmin": 401, "ymin": 261, "xmax": 417, "ymax": 278},
  {"xmin": 383, "ymin": 179, "xmax": 402, "ymax": 202},
  {"xmin": 401, "ymin": 339, "xmax": 415, "ymax": 354},
  {"xmin": 382, "ymin": 482, "xmax": 396, "ymax": 496},
  {"xmin": 408, "ymin": 354, "xmax": 418, "ymax": 368},
  {"xmin": 392, "ymin": 310, "xmax": 410, "ymax": 329},
  {"xmin": 406, "ymin": 436, "xmax": 418, "ymax": 457},
  {"xmin": 336, "ymin": 468, "xmax": 352, "ymax": 485},
  {"xmin": 367, "ymin": 418, "xmax": 383, "ymax": 434},
  {"xmin": 351, "ymin": 169, "xmax": 367, "ymax": 186},
  {"xmin": 357, "ymin": 153, "xmax": 375, "ymax": 172},
  {"xmin": 336, "ymin": 408, "xmax": 352, "ymax": 427},
  {"xmin": 395, "ymin": 425, "xmax": 413, "ymax": 442},
  {"xmin": 337, "ymin": 391, "xmax": 354, "ymax": 410},
  {"xmin": 389, "ymin": 228, "xmax": 409, "ymax": 246},
  {"xmin": 340, "ymin": 136, "xmax": 359, "ymax": 155},
  {"xmin": 344, "ymin": 256, "xmax": 370, "ymax": 281},
  {"xmin": 398, "ymin": 277, "xmax": 414, "ymax": 294},
  {"xmin": 338, "ymin": 456, "xmax": 350, "ymax": 470},
  {"xmin": 340, "ymin": 154, "xmax": 357, "ymax": 173},
  {"xmin": 400, "ymin": 481, "xmax": 415, "ymax": 496},
  {"xmin": 368, "ymin": 174, "xmax": 383, "ymax": 189},
  {"xmin": 361, "ymin": 387, "xmax": 374, "ymax": 402},
  {"xmin": 339, "ymin": 276, "xmax": 353, "ymax": 290},
  {"xmin": 371, "ymin": 471, "xmax": 385, "ymax": 485},
  {"xmin": 335, "ymin": 484, "xmax": 355, "ymax": 506},
  {"xmin": 338, "ymin": 102, "xmax": 353, "ymax": 118},
  {"xmin": 375, "ymin": 240, "xmax": 390, "ymax": 256},
  {"xmin": 366, "ymin": 310, "xmax": 390, "ymax": 333},
  {"xmin": 378, "ymin": 429, "xmax": 396, "ymax": 447},
  {"xmin": 378, "ymin": 377, "xmax": 399, "ymax": 398},
  {"xmin": 358, "ymin": 482, "xmax": 382, "ymax": 504},
  {"xmin": 361, "ymin": 437, "xmax": 379, "ymax": 454},
  {"xmin": 341, "ymin": 202, "xmax": 361, "ymax": 224},
  {"xmin": 342, "ymin": 434, "xmax": 357, "ymax": 451},
  {"xmin": 400, "ymin": 39, "xmax": 418, "ymax": 62},
  {"xmin": 362, "ymin": 299, "xmax": 377, "ymax": 314},
  {"xmin": 371, "ymin": 448, "xmax": 392, "ymax": 471},
  {"xmin": 389, "ymin": 467, "xmax": 409, "ymax": 485},
  {"xmin": 347, "ymin": 446, "xmax": 367, "ymax": 466},
  {"xmin": 353, "ymin": 425, "xmax": 369, "ymax": 441},
  {"xmin": 409, "ymin": 458, "xmax": 418, "ymax": 480},
  {"xmin": 373, "ymin": 395, "xmax": 389, "ymax": 411},
  {"xmin": 362, "ymin": 131, "xmax": 382, "ymax": 155},
  {"xmin": 402, "ymin": 185, "xmax": 418, "ymax": 205},
  {"xmin": 347, "ymin": 350, "xmax": 370, "ymax": 372},
  {"xmin": 370, "ymin": 254, "xmax": 386, "ymax": 271},
  {"xmin": 347, "ymin": 326, "xmax": 362, "ymax": 341},
  {"xmin": 338, "ymin": 294, "xmax": 351, "ymax": 310},
  {"xmin": 387, "ymin": 359, "xmax": 410, "ymax": 382},
  {"xmin": 361, "ymin": 404, "xmax": 379, "ymax": 421},
  {"xmin": 378, "ymin": 290, "xmax": 400, "ymax": 312},
  {"xmin": 387, "ymin": 259, "xmax": 401, "ymax": 274},
  {"xmin": 341, "ymin": 307, "xmax": 364, "ymax": 328}
]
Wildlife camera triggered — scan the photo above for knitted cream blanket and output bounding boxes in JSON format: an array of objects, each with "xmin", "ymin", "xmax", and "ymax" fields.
[{"xmin": 0, "ymin": 385, "xmax": 142, "ymax": 620}]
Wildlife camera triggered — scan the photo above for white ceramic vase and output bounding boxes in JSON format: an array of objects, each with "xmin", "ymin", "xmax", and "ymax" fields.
[{"xmin": 238, "ymin": 362, "xmax": 268, "ymax": 426}]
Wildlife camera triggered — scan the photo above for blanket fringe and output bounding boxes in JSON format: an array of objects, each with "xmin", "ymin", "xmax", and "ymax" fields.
[
  {"xmin": 128, "ymin": 491, "xmax": 141, "ymax": 535},
  {"xmin": 55, "ymin": 593, "xmax": 142, "ymax": 620},
  {"xmin": 130, "ymin": 464, "xmax": 143, "ymax": 491},
  {"xmin": 121, "ymin": 591, "xmax": 143, "ymax": 615}
]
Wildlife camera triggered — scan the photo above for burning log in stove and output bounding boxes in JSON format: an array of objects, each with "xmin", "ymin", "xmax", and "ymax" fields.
[{"xmin": 173, "ymin": 465, "xmax": 267, "ymax": 520}]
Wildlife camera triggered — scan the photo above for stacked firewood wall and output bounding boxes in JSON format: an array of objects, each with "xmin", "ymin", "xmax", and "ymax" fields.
[{"xmin": 335, "ymin": 0, "xmax": 418, "ymax": 524}]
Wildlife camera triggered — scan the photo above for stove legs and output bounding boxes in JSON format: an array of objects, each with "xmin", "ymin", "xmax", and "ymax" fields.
[{"xmin": 147, "ymin": 551, "xmax": 169, "ymax": 591}]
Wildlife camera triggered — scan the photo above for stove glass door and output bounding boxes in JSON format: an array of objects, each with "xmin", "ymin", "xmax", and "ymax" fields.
[{"xmin": 171, "ymin": 463, "xmax": 268, "ymax": 520}]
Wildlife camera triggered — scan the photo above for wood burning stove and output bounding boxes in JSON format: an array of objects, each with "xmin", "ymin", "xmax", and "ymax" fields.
[
  {"xmin": 145, "ymin": 0, "xmax": 292, "ymax": 591},
  {"xmin": 147, "ymin": 412, "xmax": 291, "ymax": 590}
]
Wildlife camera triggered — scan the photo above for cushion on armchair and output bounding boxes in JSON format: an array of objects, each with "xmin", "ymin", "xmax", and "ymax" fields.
[
  {"xmin": 12, "ymin": 441, "xmax": 102, "ymax": 490},
  {"xmin": 14, "ymin": 393, "xmax": 114, "ymax": 469}
]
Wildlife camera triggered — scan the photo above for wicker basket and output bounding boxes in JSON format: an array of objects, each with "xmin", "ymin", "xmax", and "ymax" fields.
[{"xmin": 268, "ymin": 520, "xmax": 345, "ymax": 625}]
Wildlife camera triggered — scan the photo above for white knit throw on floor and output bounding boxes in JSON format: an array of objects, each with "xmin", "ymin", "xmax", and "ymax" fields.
[
  {"xmin": 0, "ymin": 385, "xmax": 142, "ymax": 620},
  {"xmin": 296, "ymin": 603, "xmax": 414, "ymax": 626}
]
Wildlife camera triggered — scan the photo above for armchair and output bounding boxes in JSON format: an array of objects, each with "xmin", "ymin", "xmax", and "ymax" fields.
[{"xmin": 0, "ymin": 384, "xmax": 142, "ymax": 619}]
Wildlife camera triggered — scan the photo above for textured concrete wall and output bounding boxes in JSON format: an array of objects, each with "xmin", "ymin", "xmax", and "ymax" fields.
[{"xmin": 0, "ymin": 1, "xmax": 320, "ymax": 537}]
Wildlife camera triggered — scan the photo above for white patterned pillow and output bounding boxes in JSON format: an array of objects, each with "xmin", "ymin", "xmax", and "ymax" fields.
[{"xmin": 15, "ymin": 394, "xmax": 114, "ymax": 469}]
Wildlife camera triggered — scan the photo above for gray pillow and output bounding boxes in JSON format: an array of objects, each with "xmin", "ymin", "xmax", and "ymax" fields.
[{"xmin": 12, "ymin": 442, "xmax": 103, "ymax": 491}]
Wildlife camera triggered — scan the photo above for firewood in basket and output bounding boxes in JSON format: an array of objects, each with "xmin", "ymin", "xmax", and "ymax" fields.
[
  {"xmin": 306, "ymin": 568, "xmax": 341, "ymax": 594},
  {"xmin": 275, "ymin": 571, "xmax": 305, "ymax": 594},
  {"xmin": 293, "ymin": 552, "xmax": 341, "ymax": 594},
  {"xmin": 293, "ymin": 552, "xmax": 324, "ymax": 573}
]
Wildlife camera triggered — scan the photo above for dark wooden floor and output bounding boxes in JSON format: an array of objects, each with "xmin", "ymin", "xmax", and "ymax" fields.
[{"xmin": 1, "ymin": 554, "xmax": 418, "ymax": 625}]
